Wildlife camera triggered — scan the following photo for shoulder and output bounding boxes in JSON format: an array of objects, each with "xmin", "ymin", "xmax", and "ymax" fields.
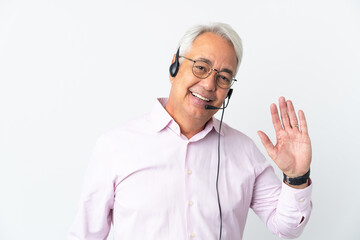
[
  {"xmin": 97, "ymin": 112, "xmax": 154, "ymax": 145},
  {"xmin": 215, "ymin": 118, "xmax": 255, "ymax": 148},
  {"xmin": 218, "ymin": 120, "xmax": 269, "ymax": 171}
]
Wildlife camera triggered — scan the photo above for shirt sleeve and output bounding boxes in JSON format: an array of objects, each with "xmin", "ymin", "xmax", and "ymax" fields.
[
  {"xmin": 68, "ymin": 135, "xmax": 115, "ymax": 240},
  {"xmin": 250, "ymin": 142, "xmax": 313, "ymax": 239}
]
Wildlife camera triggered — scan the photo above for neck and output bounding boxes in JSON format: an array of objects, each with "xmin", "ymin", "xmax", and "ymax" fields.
[
  {"xmin": 164, "ymin": 104, "xmax": 212, "ymax": 139},
  {"xmin": 176, "ymin": 116, "xmax": 211, "ymax": 139}
]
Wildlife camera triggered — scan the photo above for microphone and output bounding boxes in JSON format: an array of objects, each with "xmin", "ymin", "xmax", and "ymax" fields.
[
  {"xmin": 205, "ymin": 89, "xmax": 233, "ymax": 110},
  {"xmin": 205, "ymin": 105, "xmax": 225, "ymax": 110}
]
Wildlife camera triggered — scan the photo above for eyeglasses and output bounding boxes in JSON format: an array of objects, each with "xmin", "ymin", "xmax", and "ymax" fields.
[{"xmin": 180, "ymin": 56, "xmax": 237, "ymax": 89}]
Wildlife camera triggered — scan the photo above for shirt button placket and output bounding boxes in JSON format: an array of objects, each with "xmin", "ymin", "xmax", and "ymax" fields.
[
  {"xmin": 187, "ymin": 168, "xmax": 194, "ymax": 238},
  {"xmin": 185, "ymin": 141, "xmax": 195, "ymax": 239}
]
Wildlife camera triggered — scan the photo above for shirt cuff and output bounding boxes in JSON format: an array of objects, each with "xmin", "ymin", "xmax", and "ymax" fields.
[{"xmin": 280, "ymin": 178, "xmax": 312, "ymax": 212}]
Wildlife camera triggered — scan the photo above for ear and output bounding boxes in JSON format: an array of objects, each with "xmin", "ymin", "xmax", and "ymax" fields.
[{"xmin": 171, "ymin": 53, "xmax": 177, "ymax": 63}]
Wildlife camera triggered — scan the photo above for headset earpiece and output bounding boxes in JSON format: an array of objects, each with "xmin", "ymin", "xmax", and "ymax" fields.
[
  {"xmin": 169, "ymin": 47, "xmax": 180, "ymax": 77},
  {"xmin": 227, "ymin": 88, "xmax": 233, "ymax": 99}
]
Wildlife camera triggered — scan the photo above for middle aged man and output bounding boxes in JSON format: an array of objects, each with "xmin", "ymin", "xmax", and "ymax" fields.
[{"xmin": 68, "ymin": 22, "xmax": 312, "ymax": 240}]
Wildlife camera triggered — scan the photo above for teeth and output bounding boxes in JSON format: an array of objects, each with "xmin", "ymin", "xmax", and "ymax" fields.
[{"xmin": 192, "ymin": 92, "xmax": 210, "ymax": 102}]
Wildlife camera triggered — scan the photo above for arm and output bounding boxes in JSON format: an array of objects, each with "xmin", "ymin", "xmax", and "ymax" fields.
[
  {"xmin": 68, "ymin": 136, "xmax": 115, "ymax": 240},
  {"xmin": 251, "ymin": 161, "xmax": 312, "ymax": 238},
  {"xmin": 253, "ymin": 96, "xmax": 312, "ymax": 238}
]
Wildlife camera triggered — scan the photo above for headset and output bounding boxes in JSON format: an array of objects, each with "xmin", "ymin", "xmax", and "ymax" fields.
[
  {"xmin": 169, "ymin": 47, "xmax": 234, "ymax": 240},
  {"xmin": 169, "ymin": 47, "xmax": 180, "ymax": 77}
]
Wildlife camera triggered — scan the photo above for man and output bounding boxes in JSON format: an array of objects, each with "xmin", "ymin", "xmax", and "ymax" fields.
[{"xmin": 68, "ymin": 22, "xmax": 312, "ymax": 239}]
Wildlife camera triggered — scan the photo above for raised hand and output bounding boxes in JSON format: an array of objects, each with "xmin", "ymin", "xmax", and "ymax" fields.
[{"xmin": 257, "ymin": 97, "xmax": 312, "ymax": 180}]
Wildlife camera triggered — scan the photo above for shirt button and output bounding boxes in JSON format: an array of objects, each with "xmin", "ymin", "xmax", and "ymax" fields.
[
  {"xmin": 188, "ymin": 201, "xmax": 193, "ymax": 206},
  {"xmin": 190, "ymin": 233, "xmax": 195, "ymax": 238},
  {"xmin": 187, "ymin": 170, "xmax": 192, "ymax": 175},
  {"xmin": 299, "ymin": 198, "xmax": 305, "ymax": 202}
]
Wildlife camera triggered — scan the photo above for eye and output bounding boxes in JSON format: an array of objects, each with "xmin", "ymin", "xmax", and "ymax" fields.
[
  {"xmin": 194, "ymin": 65, "xmax": 209, "ymax": 73},
  {"xmin": 193, "ymin": 61, "xmax": 210, "ymax": 77},
  {"xmin": 218, "ymin": 74, "xmax": 230, "ymax": 83},
  {"xmin": 195, "ymin": 66, "xmax": 206, "ymax": 71},
  {"xmin": 216, "ymin": 72, "xmax": 233, "ymax": 88}
]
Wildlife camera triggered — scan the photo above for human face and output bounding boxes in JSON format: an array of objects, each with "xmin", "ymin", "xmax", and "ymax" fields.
[{"xmin": 166, "ymin": 32, "xmax": 237, "ymax": 124}]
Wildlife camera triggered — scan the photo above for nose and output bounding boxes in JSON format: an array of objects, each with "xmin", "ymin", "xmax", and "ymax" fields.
[{"xmin": 200, "ymin": 70, "xmax": 217, "ymax": 91}]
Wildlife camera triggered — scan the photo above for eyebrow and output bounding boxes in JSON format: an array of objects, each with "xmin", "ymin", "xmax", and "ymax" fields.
[{"xmin": 196, "ymin": 57, "xmax": 234, "ymax": 76}]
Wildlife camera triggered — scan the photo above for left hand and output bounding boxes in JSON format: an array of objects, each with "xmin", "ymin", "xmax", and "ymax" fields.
[{"xmin": 257, "ymin": 97, "xmax": 312, "ymax": 178}]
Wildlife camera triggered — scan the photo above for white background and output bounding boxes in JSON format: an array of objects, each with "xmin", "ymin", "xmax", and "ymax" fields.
[{"xmin": 1, "ymin": 0, "xmax": 359, "ymax": 239}]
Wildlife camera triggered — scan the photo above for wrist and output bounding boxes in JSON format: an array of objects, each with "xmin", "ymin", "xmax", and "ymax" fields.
[
  {"xmin": 283, "ymin": 169, "xmax": 310, "ymax": 186},
  {"xmin": 283, "ymin": 178, "xmax": 309, "ymax": 189}
]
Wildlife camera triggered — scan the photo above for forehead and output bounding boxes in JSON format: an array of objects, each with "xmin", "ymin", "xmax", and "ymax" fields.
[{"xmin": 187, "ymin": 32, "xmax": 237, "ymax": 71}]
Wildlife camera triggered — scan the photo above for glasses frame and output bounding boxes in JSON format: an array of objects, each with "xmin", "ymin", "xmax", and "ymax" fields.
[{"xmin": 180, "ymin": 56, "xmax": 237, "ymax": 89}]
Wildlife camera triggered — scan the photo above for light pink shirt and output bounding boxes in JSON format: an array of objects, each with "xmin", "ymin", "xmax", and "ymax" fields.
[{"xmin": 68, "ymin": 98, "xmax": 312, "ymax": 240}]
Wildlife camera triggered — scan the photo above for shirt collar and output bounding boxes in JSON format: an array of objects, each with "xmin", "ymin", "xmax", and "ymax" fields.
[
  {"xmin": 150, "ymin": 98, "xmax": 174, "ymax": 133},
  {"xmin": 149, "ymin": 98, "xmax": 224, "ymax": 137},
  {"xmin": 210, "ymin": 117, "xmax": 225, "ymax": 136}
]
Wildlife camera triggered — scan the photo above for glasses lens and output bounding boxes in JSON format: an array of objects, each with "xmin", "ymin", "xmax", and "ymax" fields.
[
  {"xmin": 216, "ymin": 72, "xmax": 234, "ymax": 89},
  {"xmin": 192, "ymin": 61, "xmax": 211, "ymax": 78}
]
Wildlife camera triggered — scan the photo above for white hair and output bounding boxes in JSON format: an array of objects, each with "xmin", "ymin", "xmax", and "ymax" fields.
[{"xmin": 177, "ymin": 22, "xmax": 243, "ymax": 75}]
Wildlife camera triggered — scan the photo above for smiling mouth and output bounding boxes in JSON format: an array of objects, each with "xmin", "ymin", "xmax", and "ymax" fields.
[{"xmin": 191, "ymin": 92, "xmax": 211, "ymax": 102}]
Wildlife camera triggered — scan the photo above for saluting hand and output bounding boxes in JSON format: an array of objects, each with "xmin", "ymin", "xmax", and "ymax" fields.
[{"xmin": 257, "ymin": 97, "xmax": 312, "ymax": 181}]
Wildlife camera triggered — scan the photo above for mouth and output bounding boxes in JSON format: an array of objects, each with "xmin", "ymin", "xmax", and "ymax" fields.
[{"xmin": 191, "ymin": 92, "xmax": 212, "ymax": 102}]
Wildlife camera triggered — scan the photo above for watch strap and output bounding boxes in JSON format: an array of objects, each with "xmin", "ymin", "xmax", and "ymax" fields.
[{"xmin": 283, "ymin": 169, "xmax": 310, "ymax": 185}]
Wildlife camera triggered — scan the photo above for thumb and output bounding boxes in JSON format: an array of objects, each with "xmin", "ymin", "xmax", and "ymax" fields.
[{"xmin": 257, "ymin": 131, "xmax": 276, "ymax": 159}]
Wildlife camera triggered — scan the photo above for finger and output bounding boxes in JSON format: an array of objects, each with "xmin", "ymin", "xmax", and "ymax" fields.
[
  {"xmin": 257, "ymin": 131, "xmax": 276, "ymax": 159},
  {"xmin": 270, "ymin": 103, "xmax": 283, "ymax": 133},
  {"xmin": 298, "ymin": 110, "xmax": 309, "ymax": 135},
  {"xmin": 286, "ymin": 100, "xmax": 299, "ymax": 129},
  {"xmin": 279, "ymin": 96, "xmax": 291, "ymax": 129}
]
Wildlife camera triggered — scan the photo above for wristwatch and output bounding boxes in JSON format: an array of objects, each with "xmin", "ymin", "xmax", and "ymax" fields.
[{"xmin": 283, "ymin": 169, "xmax": 310, "ymax": 185}]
